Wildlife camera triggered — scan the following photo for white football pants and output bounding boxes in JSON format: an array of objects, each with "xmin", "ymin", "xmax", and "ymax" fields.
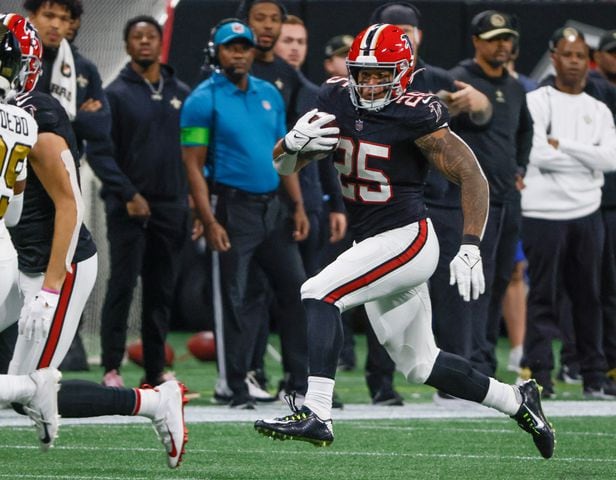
[
  {"xmin": 301, "ymin": 218, "xmax": 441, "ymax": 383},
  {"xmin": 9, "ymin": 253, "xmax": 98, "ymax": 374}
]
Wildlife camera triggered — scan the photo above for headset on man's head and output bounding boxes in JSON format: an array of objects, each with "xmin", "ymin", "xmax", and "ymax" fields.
[{"xmin": 204, "ymin": 17, "xmax": 252, "ymax": 67}]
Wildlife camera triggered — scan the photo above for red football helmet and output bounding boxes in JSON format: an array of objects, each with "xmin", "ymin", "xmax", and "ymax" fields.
[
  {"xmin": 1, "ymin": 13, "xmax": 43, "ymax": 94},
  {"xmin": 346, "ymin": 23, "xmax": 415, "ymax": 110}
]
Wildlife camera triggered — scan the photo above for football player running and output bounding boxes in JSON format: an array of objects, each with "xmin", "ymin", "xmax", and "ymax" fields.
[
  {"xmin": 254, "ymin": 24, "xmax": 555, "ymax": 459},
  {"xmin": 0, "ymin": 23, "xmax": 62, "ymax": 451},
  {"xmin": 0, "ymin": 14, "xmax": 187, "ymax": 467}
]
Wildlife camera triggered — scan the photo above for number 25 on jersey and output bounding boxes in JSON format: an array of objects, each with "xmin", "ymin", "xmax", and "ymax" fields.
[{"xmin": 334, "ymin": 137, "xmax": 392, "ymax": 204}]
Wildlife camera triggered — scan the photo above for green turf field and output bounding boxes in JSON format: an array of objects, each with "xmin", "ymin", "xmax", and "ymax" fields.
[
  {"xmin": 1, "ymin": 333, "xmax": 614, "ymax": 479},
  {"xmin": 60, "ymin": 332, "xmax": 593, "ymax": 404},
  {"xmin": 1, "ymin": 417, "xmax": 615, "ymax": 479}
]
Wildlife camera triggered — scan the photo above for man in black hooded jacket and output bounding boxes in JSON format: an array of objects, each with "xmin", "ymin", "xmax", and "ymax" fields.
[
  {"xmin": 101, "ymin": 15, "xmax": 191, "ymax": 387},
  {"xmin": 437, "ymin": 10, "xmax": 533, "ymax": 382}
]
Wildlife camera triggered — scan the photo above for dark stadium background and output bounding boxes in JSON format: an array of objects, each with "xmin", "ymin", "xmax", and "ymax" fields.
[{"xmin": 169, "ymin": 0, "xmax": 616, "ymax": 88}]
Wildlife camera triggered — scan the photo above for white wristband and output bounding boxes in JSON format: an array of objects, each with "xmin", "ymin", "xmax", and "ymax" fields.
[{"xmin": 274, "ymin": 151, "xmax": 299, "ymax": 175}]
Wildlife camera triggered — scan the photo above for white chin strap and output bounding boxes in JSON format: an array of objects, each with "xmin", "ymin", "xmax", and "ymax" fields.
[{"xmin": 359, "ymin": 96, "xmax": 388, "ymax": 111}]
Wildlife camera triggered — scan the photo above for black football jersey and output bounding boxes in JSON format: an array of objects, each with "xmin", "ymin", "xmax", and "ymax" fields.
[
  {"xmin": 9, "ymin": 91, "xmax": 96, "ymax": 273},
  {"xmin": 317, "ymin": 78, "xmax": 449, "ymax": 241}
]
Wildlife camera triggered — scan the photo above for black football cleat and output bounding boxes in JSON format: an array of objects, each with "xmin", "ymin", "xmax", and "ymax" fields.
[
  {"xmin": 254, "ymin": 405, "xmax": 334, "ymax": 447},
  {"xmin": 511, "ymin": 379, "xmax": 555, "ymax": 459}
]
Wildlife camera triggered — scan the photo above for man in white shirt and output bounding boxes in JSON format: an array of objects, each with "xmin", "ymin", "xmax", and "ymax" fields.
[{"xmin": 522, "ymin": 26, "xmax": 616, "ymax": 399}]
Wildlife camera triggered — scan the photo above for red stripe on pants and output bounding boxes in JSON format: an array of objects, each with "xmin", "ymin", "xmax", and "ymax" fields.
[
  {"xmin": 132, "ymin": 388, "xmax": 142, "ymax": 415},
  {"xmin": 323, "ymin": 219, "xmax": 428, "ymax": 304},
  {"xmin": 37, "ymin": 263, "xmax": 77, "ymax": 368}
]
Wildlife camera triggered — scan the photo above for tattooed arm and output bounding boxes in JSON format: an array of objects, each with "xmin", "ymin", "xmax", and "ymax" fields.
[
  {"xmin": 415, "ymin": 127, "xmax": 489, "ymax": 242},
  {"xmin": 416, "ymin": 126, "xmax": 489, "ymax": 301}
]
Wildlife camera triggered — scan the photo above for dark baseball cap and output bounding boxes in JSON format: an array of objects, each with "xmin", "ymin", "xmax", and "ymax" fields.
[
  {"xmin": 598, "ymin": 30, "xmax": 616, "ymax": 52},
  {"xmin": 549, "ymin": 26, "xmax": 585, "ymax": 52},
  {"xmin": 471, "ymin": 10, "xmax": 519, "ymax": 40},
  {"xmin": 369, "ymin": 2, "xmax": 421, "ymax": 28},
  {"xmin": 324, "ymin": 34, "xmax": 353, "ymax": 58}
]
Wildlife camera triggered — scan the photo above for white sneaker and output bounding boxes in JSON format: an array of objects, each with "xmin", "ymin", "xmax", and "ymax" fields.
[
  {"xmin": 245, "ymin": 372, "xmax": 276, "ymax": 402},
  {"xmin": 161, "ymin": 371, "xmax": 177, "ymax": 382},
  {"xmin": 24, "ymin": 367, "xmax": 62, "ymax": 451},
  {"xmin": 102, "ymin": 369, "xmax": 124, "ymax": 388},
  {"xmin": 507, "ymin": 345, "xmax": 523, "ymax": 373},
  {"xmin": 151, "ymin": 381, "xmax": 188, "ymax": 468}
]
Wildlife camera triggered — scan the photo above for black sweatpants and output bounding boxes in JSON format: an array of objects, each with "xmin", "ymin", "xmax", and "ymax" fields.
[
  {"xmin": 601, "ymin": 208, "xmax": 616, "ymax": 370},
  {"xmin": 475, "ymin": 199, "xmax": 521, "ymax": 376},
  {"xmin": 213, "ymin": 189, "xmax": 307, "ymax": 400},
  {"xmin": 429, "ymin": 200, "xmax": 520, "ymax": 376},
  {"xmin": 100, "ymin": 197, "xmax": 189, "ymax": 383},
  {"xmin": 429, "ymin": 205, "xmax": 473, "ymax": 359},
  {"xmin": 522, "ymin": 211, "xmax": 608, "ymax": 389}
]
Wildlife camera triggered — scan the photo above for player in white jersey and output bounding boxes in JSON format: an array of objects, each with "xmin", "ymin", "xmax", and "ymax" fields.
[
  {"xmin": 0, "ymin": 85, "xmax": 34, "ymax": 321},
  {"xmin": 0, "ymin": 23, "xmax": 62, "ymax": 451},
  {"xmin": 0, "ymin": 13, "xmax": 188, "ymax": 468}
]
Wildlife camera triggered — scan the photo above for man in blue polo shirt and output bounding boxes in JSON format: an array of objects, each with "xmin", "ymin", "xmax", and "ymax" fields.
[{"xmin": 181, "ymin": 19, "xmax": 308, "ymax": 408}]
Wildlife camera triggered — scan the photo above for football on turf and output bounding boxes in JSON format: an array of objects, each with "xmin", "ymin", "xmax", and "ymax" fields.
[
  {"xmin": 187, "ymin": 330, "xmax": 216, "ymax": 361},
  {"xmin": 298, "ymin": 112, "xmax": 340, "ymax": 162},
  {"xmin": 126, "ymin": 339, "xmax": 175, "ymax": 367}
]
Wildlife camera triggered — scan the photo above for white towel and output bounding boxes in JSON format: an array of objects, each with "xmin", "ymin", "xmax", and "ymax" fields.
[{"xmin": 50, "ymin": 38, "xmax": 76, "ymax": 120}]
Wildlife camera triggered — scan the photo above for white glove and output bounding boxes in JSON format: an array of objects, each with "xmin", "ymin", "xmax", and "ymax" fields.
[
  {"xmin": 18, "ymin": 289, "xmax": 60, "ymax": 342},
  {"xmin": 449, "ymin": 244, "xmax": 485, "ymax": 302},
  {"xmin": 283, "ymin": 109, "xmax": 340, "ymax": 154}
]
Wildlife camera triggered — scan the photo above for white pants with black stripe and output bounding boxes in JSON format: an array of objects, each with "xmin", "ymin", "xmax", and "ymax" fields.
[
  {"xmin": 8, "ymin": 253, "xmax": 98, "ymax": 375},
  {"xmin": 301, "ymin": 219, "xmax": 441, "ymax": 383}
]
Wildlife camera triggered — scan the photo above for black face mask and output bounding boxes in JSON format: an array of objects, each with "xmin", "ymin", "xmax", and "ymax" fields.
[{"xmin": 135, "ymin": 58, "xmax": 155, "ymax": 69}]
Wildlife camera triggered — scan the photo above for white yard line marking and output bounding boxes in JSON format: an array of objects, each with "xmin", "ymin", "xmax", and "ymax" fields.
[
  {"xmin": 0, "ymin": 476, "xmax": 203, "ymax": 480},
  {"xmin": 0, "ymin": 476, "xmax": 150, "ymax": 480},
  {"xmin": 3, "ymin": 444, "xmax": 616, "ymax": 464},
  {"xmin": 360, "ymin": 425, "xmax": 616, "ymax": 437},
  {"xmin": 1, "ymin": 401, "xmax": 614, "ymax": 427}
]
